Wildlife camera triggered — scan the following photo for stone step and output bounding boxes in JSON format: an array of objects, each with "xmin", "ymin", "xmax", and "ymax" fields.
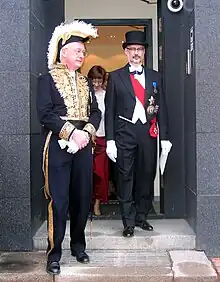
[
  {"xmin": 169, "ymin": 250, "xmax": 218, "ymax": 281},
  {"xmin": 57, "ymin": 250, "xmax": 173, "ymax": 282},
  {"xmin": 0, "ymin": 250, "xmax": 217, "ymax": 281},
  {"xmin": 33, "ymin": 219, "xmax": 196, "ymax": 251}
]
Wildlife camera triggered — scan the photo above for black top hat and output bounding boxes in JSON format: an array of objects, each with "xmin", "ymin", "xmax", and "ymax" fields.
[{"xmin": 122, "ymin": 30, "xmax": 148, "ymax": 49}]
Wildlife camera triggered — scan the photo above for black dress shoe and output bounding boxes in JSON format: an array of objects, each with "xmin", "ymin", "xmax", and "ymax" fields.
[
  {"xmin": 71, "ymin": 251, "xmax": 90, "ymax": 264},
  {"xmin": 46, "ymin": 261, "xmax": 60, "ymax": 275},
  {"xmin": 122, "ymin": 226, "xmax": 134, "ymax": 237},
  {"xmin": 135, "ymin": 220, "xmax": 153, "ymax": 231}
]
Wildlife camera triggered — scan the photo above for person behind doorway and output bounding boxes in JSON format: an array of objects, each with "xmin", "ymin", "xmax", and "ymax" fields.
[
  {"xmin": 36, "ymin": 20, "xmax": 101, "ymax": 275},
  {"xmin": 105, "ymin": 30, "xmax": 172, "ymax": 237},
  {"xmin": 88, "ymin": 65, "xmax": 109, "ymax": 216}
]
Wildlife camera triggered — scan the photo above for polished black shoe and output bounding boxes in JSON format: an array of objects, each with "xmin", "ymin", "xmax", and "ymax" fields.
[
  {"xmin": 122, "ymin": 226, "xmax": 134, "ymax": 237},
  {"xmin": 71, "ymin": 251, "xmax": 90, "ymax": 264},
  {"xmin": 135, "ymin": 220, "xmax": 153, "ymax": 231},
  {"xmin": 46, "ymin": 261, "xmax": 60, "ymax": 275}
]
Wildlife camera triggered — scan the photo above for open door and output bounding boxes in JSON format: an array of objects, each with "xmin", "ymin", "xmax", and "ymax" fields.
[{"xmin": 80, "ymin": 19, "xmax": 161, "ymax": 218}]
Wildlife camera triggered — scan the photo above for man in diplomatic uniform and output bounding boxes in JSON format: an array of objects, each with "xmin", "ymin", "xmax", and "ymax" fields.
[
  {"xmin": 37, "ymin": 20, "xmax": 101, "ymax": 275},
  {"xmin": 105, "ymin": 30, "xmax": 172, "ymax": 237}
]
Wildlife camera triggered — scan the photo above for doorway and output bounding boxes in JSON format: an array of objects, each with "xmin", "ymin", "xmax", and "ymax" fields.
[
  {"xmin": 38, "ymin": 0, "xmax": 187, "ymax": 225},
  {"xmin": 79, "ymin": 19, "xmax": 163, "ymax": 218}
]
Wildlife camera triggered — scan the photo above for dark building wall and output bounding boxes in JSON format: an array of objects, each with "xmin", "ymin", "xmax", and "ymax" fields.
[
  {"xmin": 0, "ymin": 0, "xmax": 32, "ymax": 250},
  {"xmin": 30, "ymin": 0, "xmax": 64, "ymax": 236},
  {"xmin": 159, "ymin": 1, "xmax": 186, "ymax": 217},
  {"xmin": 30, "ymin": 0, "xmax": 47, "ymax": 237},
  {"xmin": 194, "ymin": 0, "xmax": 220, "ymax": 256},
  {"xmin": 44, "ymin": 0, "xmax": 65, "ymax": 50},
  {"xmin": 165, "ymin": 0, "xmax": 220, "ymax": 256},
  {"xmin": 183, "ymin": 1, "xmax": 197, "ymax": 235},
  {"xmin": 0, "ymin": 0, "xmax": 64, "ymax": 250}
]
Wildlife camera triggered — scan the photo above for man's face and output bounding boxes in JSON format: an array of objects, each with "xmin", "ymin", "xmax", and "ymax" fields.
[
  {"xmin": 61, "ymin": 42, "xmax": 86, "ymax": 69},
  {"xmin": 124, "ymin": 44, "xmax": 145, "ymax": 66}
]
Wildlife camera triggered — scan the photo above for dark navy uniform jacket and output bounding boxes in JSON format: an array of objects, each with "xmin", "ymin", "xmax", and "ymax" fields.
[{"xmin": 37, "ymin": 64, "xmax": 101, "ymax": 140}]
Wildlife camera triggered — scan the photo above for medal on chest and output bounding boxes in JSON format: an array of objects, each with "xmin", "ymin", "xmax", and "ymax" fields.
[{"xmin": 146, "ymin": 81, "xmax": 159, "ymax": 138}]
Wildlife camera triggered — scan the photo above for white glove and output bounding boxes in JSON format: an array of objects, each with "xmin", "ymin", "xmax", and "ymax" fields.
[
  {"xmin": 161, "ymin": 140, "xmax": 172, "ymax": 155},
  {"xmin": 67, "ymin": 140, "xmax": 79, "ymax": 154},
  {"xmin": 58, "ymin": 139, "xmax": 79, "ymax": 154},
  {"xmin": 106, "ymin": 140, "xmax": 117, "ymax": 163},
  {"xmin": 58, "ymin": 139, "xmax": 68, "ymax": 149}
]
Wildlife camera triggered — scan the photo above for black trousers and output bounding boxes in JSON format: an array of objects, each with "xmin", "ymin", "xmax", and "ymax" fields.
[
  {"xmin": 115, "ymin": 120, "xmax": 157, "ymax": 228},
  {"xmin": 46, "ymin": 134, "xmax": 93, "ymax": 262}
]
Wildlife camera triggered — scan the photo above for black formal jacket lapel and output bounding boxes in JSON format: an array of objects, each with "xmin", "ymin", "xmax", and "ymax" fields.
[
  {"xmin": 118, "ymin": 65, "xmax": 154, "ymax": 105},
  {"xmin": 118, "ymin": 64, "xmax": 135, "ymax": 99},
  {"xmin": 144, "ymin": 68, "xmax": 152, "ymax": 105}
]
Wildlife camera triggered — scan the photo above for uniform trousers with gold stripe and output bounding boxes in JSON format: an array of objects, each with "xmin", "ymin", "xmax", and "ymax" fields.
[{"xmin": 45, "ymin": 133, "xmax": 93, "ymax": 262}]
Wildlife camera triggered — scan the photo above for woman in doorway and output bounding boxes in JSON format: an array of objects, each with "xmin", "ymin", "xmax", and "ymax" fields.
[{"xmin": 88, "ymin": 65, "xmax": 109, "ymax": 216}]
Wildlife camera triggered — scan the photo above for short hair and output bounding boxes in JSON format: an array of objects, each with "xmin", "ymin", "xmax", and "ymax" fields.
[{"xmin": 88, "ymin": 65, "xmax": 106, "ymax": 83}]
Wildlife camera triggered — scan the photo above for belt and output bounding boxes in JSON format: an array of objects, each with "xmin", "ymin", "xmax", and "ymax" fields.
[
  {"xmin": 60, "ymin": 116, "xmax": 87, "ymax": 130},
  {"xmin": 69, "ymin": 120, "xmax": 87, "ymax": 130}
]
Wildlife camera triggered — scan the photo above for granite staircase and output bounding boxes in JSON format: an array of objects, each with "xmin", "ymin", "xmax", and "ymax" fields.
[{"xmin": 0, "ymin": 219, "xmax": 217, "ymax": 281}]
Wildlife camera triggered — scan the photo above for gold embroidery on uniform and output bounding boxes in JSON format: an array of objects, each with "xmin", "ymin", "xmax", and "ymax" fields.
[
  {"xmin": 59, "ymin": 121, "xmax": 75, "ymax": 141},
  {"xmin": 42, "ymin": 131, "xmax": 52, "ymax": 178},
  {"xmin": 49, "ymin": 64, "xmax": 90, "ymax": 122},
  {"xmin": 76, "ymin": 72, "xmax": 90, "ymax": 120},
  {"xmin": 83, "ymin": 123, "xmax": 96, "ymax": 136},
  {"xmin": 42, "ymin": 131, "xmax": 54, "ymax": 256}
]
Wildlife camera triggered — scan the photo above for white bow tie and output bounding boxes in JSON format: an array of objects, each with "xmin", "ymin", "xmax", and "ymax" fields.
[{"xmin": 129, "ymin": 65, "xmax": 143, "ymax": 73}]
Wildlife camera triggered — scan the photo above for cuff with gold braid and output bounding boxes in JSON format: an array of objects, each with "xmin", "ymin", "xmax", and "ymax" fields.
[
  {"xmin": 59, "ymin": 121, "xmax": 75, "ymax": 141},
  {"xmin": 83, "ymin": 123, "xmax": 96, "ymax": 138}
]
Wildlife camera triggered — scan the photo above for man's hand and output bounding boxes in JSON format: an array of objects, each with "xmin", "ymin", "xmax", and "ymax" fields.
[
  {"xmin": 70, "ymin": 129, "xmax": 89, "ymax": 150},
  {"xmin": 106, "ymin": 140, "xmax": 117, "ymax": 162}
]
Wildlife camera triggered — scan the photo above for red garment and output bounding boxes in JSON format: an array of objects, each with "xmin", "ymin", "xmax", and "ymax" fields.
[
  {"xmin": 130, "ymin": 74, "xmax": 145, "ymax": 105},
  {"xmin": 93, "ymin": 137, "xmax": 109, "ymax": 203},
  {"xmin": 149, "ymin": 117, "xmax": 158, "ymax": 138},
  {"xmin": 130, "ymin": 74, "xmax": 158, "ymax": 138}
]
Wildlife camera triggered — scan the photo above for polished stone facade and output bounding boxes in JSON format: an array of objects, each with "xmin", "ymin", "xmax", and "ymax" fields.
[
  {"xmin": 0, "ymin": 0, "xmax": 31, "ymax": 250},
  {"xmin": 0, "ymin": 0, "xmax": 64, "ymax": 251},
  {"xmin": 194, "ymin": 0, "xmax": 220, "ymax": 257}
]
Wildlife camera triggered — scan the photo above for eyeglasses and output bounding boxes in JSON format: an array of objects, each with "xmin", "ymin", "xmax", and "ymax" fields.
[
  {"xmin": 72, "ymin": 48, "xmax": 87, "ymax": 57},
  {"xmin": 126, "ymin": 47, "xmax": 145, "ymax": 52}
]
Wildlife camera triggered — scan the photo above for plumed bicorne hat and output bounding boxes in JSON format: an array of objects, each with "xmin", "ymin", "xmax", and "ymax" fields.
[
  {"xmin": 122, "ymin": 30, "xmax": 148, "ymax": 49},
  {"xmin": 47, "ymin": 20, "xmax": 98, "ymax": 69}
]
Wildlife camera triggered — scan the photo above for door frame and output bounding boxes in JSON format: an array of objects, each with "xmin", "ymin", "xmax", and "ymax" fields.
[
  {"xmin": 77, "ymin": 19, "xmax": 153, "ymax": 69},
  {"xmin": 78, "ymin": 18, "xmax": 164, "ymax": 216}
]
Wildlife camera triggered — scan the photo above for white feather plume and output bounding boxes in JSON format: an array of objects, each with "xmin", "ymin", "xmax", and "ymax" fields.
[{"xmin": 47, "ymin": 20, "xmax": 98, "ymax": 69}]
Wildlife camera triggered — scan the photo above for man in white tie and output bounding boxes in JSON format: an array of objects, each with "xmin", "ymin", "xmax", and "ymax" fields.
[{"xmin": 105, "ymin": 30, "xmax": 172, "ymax": 237}]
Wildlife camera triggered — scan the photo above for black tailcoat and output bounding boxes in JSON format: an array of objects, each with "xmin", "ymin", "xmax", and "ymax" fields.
[{"xmin": 105, "ymin": 64, "xmax": 169, "ymax": 227}]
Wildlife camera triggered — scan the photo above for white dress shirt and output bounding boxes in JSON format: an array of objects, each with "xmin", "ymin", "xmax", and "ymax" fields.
[
  {"xmin": 95, "ymin": 89, "xmax": 106, "ymax": 137},
  {"xmin": 129, "ymin": 65, "xmax": 147, "ymax": 124}
]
